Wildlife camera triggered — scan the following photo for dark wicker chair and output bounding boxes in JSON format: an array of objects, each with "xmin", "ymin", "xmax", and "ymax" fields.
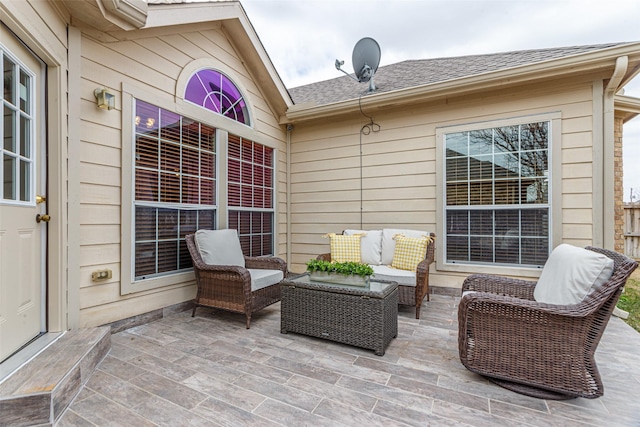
[
  {"xmin": 458, "ymin": 246, "xmax": 638, "ymax": 400},
  {"xmin": 186, "ymin": 233, "xmax": 287, "ymax": 329},
  {"xmin": 318, "ymin": 232, "xmax": 435, "ymax": 319}
]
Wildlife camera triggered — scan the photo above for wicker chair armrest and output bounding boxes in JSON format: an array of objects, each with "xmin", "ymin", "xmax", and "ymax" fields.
[
  {"xmin": 317, "ymin": 253, "xmax": 331, "ymax": 262},
  {"xmin": 460, "ymin": 291, "xmax": 590, "ymax": 318},
  {"xmin": 245, "ymin": 256, "xmax": 287, "ymax": 273},
  {"xmin": 192, "ymin": 262, "xmax": 252, "ymax": 283},
  {"xmin": 190, "ymin": 255, "xmax": 244, "ymax": 273},
  {"xmin": 415, "ymin": 234, "xmax": 435, "ymax": 272},
  {"xmin": 426, "ymin": 233, "xmax": 436, "ymax": 261},
  {"xmin": 462, "ymin": 274, "xmax": 537, "ymax": 300},
  {"xmin": 415, "ymin": 260, "xmax": 429, "ymax": 278}
]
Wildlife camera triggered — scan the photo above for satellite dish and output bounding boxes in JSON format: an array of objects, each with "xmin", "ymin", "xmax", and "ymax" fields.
[
  {"xmin": 352, "ymin": 37, "xmax": 380, "ymax": 83},
  {"xmin": 335, "ymin": 37, "xmax": 381, "ymax": 92}
]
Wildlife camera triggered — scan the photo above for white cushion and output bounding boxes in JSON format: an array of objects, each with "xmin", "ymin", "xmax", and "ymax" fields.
[
  {"xmin": 371, "ymin": 265, "xmax": 416, "ymax": 286},
  {"xmin": 344, "ymin": 229, "xmax": 382, "ymax": 265},
  {"xmin": 248, "ymin": 269, "xmax": 284, "ymax": 291},
  {"xmin": 533, "ymin": 244, "xmax": 614, "ymax": 305},
  {"xmin": 195, "ymin": 229, "xmax": 245, "ymax": 267},
  {"xmin": 381, "ymin": 229, "xmax": 431, "ymax": 265}
]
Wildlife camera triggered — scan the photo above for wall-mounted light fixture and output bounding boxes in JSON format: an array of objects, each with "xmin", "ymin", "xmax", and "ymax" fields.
[{"xmin": 94, "ymin": 88, "xmax": 116, "ymax": 110}]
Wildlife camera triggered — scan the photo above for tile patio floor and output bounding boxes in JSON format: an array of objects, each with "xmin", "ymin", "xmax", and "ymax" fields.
[{"xmin": 58, "ymin": 294, "xmax": 640, "ymax": 426}]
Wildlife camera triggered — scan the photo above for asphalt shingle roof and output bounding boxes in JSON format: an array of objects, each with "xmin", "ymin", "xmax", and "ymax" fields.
[{"xmin": 288, "ymin": 43, "xmax": 633, "ymax": 106}]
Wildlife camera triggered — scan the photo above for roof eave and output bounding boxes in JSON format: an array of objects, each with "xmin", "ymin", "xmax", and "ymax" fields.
[
  {"xmin": 284, "ymin": 42, "xmax": 640, "ymax": 124},
  {"xmin": 615, "ymin": 94, "xmax": 640, "ymax": 123}
]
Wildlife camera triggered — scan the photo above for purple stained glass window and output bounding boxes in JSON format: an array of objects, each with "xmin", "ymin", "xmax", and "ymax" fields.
[{"xmin": 185, "ymin": 69, "xmax": 250, "ymax": 125}]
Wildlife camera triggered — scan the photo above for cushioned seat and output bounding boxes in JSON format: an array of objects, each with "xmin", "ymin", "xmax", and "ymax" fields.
[
  {"xmin": 247, "ymin": 269, "xmax": 284, "ymax": 291},
  {"xmin": 368, "ymin": 265, "xmax": 416, "ymax": 286}
]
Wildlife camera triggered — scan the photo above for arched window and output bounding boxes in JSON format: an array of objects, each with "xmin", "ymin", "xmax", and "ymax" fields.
[{"xmin": 185, "ymin": 69, "xmax": 250, "ymax": 125}]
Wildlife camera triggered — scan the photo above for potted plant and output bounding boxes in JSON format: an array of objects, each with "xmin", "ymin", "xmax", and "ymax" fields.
[{"xmin": 305, "ymin": 259, "xmax": 374, "ymax": 286}]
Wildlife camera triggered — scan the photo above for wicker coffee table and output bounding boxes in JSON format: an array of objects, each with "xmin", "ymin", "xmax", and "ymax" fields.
[{"xmin": 280, "ymin": 273, "xmax": 398, "ymax": 356}]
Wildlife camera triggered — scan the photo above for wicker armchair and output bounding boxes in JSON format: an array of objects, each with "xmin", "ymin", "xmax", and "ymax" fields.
[
  {"xmin": 458, "ymin": 246, "xmax": 638, "ymax": 399},
  {"xmin": 186, "ymin": 233, "xmax": 287, "ymax": 328}
]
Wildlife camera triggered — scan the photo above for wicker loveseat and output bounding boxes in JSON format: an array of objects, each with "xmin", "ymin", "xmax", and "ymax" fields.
[
  {"xmin": 186, "ymin": 230, "xmax": 287, "ymax": 328},
  {"xmin": 318, "ymin": 229, "xmax": 435, "ymax": 319},
  {"xmin": 458, "ymin": 245, "xmax": 637, "ymax": 399}
]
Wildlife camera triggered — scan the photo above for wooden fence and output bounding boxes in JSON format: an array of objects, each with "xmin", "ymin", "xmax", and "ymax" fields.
[{"xmin": 624, "ymin": 203, "xmax": 640, "ymax": 259}]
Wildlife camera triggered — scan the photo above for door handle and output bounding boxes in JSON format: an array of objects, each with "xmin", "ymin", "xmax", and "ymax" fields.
[{"xmin": 36, "ymin": 214, "xmax": 51, "ymax": 223}]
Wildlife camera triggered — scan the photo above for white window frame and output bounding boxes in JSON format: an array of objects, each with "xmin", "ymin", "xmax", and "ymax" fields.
[
  {"xmin": 1, "ymin": 44, "xmax": 37, "ymax": 207},
  {"xmin": 132, "ymin": 98, "xmax": 218, "ymax": 281},
  {"xmin": 226, "ymin": 134, "xmax": 276, "ymax": 257},
  {"xmin": 435, "ymin": 113, "xmax": 562, "ymax": 277}
]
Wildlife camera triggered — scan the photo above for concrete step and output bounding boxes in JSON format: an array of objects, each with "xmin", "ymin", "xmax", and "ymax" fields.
[{"xmin": 0, "ymin": 327, "xmax": 111, "ymax": 426}]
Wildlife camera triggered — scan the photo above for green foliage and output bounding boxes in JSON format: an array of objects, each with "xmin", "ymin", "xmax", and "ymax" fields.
[
  {"xmin": 617, "ymin": 277, "xmax": 640, "ymax": 333},
  {"xmin": 306, "ymin": 259, "xmax": 374, "ymax": 277}
]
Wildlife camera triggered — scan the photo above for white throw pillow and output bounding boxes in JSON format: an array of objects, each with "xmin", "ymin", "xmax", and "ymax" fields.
[
  {"xmin": 195, "ymin": 229, "xmax": 245, "ymax": 267},
  {"xmin": 344, "ymin": 229, "xmax": 382, "ymax": 265},
  {"xmin": 381, "ymin": 228, "xmax": 431, "ymax": 265},
  {"xmin": 533, "ymin": 244, "xmax": 614, "ymax": 305}
]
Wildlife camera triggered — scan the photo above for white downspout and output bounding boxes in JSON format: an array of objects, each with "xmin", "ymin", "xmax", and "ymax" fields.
[
  {"xmin": 286, "ymin": 124, "xmax": 293, "ymax": 267},
  {"xmin": 602, "ymin": 56, "xmax": 628, "ymax": 250}
]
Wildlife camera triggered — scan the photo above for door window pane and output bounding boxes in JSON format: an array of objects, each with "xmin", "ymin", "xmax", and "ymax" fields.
[
  {"xmin": 3, "ymin": 56, "xmax": 14, "ymax": 105},
  {"xmin": 19, "ymin": 160, "xmax": 29, "ymax": 201},
  {"xmin": 20, "ymin": 114, "xmax": 30, "ymax": 157},
  {"xmin": 3, "ymin": 106, "xmax": 15, "ymax": 151},
  {"xmin": 19, "ymin": 69, "xmax": 30, "ymax": 113},
  {"xmin": 3, "ymin": 154, "xmax": 15, "ymax": 200}
]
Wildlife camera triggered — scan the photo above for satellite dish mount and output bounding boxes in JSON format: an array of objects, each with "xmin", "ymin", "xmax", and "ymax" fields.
[{"xmin": 335, "ymin": 37, "xmax": 381, "ymax": 93}]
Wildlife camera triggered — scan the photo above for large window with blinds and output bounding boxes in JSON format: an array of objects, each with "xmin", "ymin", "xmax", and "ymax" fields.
[
  {"xmin": 444, "ymin": 121, "xmax": 550, "ymax": 267},
  {"xmin": 134, "ymin": 100, "xmax": 216, "ymax": 279},
  {"xmin": 228, "ymin": 134, "xmax": 274, "ymax": 257}
]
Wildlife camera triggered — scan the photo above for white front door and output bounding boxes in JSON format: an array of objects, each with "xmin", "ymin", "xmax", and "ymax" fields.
[{"xmin": 0, "ymin": 26, "xmax": 46, "ymax": 362}]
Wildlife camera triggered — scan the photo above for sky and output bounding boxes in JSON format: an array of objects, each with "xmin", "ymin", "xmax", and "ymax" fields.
[{"xmin": 235, "ymin": 0, "xmax": 640, "ymax": 200}]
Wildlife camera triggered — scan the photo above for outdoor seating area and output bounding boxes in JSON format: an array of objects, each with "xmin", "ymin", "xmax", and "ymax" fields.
[
  {"xmin": 317, "ymin": 229, "xmax": 436, "ymax": 319},
  {"xmin": 56, "ymin": 289, "xmax": 640, "ymax": 426}
]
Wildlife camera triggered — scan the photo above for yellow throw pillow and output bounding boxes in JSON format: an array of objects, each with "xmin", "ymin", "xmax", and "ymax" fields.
[
  {"xmin": 391, "ymin": 234, "xmax": 429, "ymax": 271},
  {"xmin": 324, "ymin": 233, "xmax": 362, "ymax": 263}
]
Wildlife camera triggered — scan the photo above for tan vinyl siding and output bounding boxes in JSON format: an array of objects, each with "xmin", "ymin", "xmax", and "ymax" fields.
[
  {"xmin": 289, "ymin": 79, "xmax": 600, "ymax": 288},
  {"xmin": 76, "ymin": 25, "xmax": 287, "ymax": 327}
]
